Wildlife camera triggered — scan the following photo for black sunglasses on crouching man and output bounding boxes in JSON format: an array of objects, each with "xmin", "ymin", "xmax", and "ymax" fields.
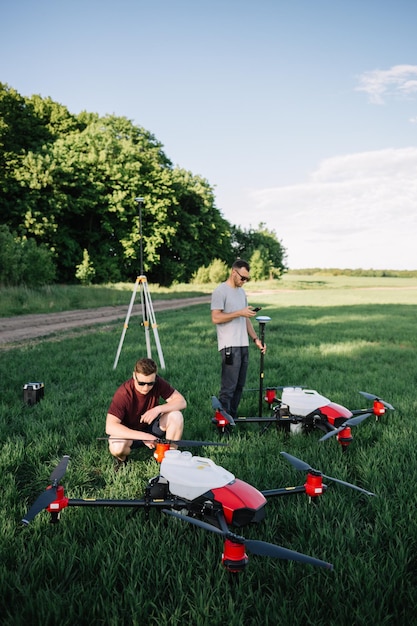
[{"xmin": 134, "ymin": 374, "xmax": 156, "ymax": 387}]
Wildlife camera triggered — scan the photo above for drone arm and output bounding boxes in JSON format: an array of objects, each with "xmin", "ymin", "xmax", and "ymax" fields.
[
  {"xmin": 66, "ymin": 497, "xmax": 188, "ymax": 509},
  {"xmin": 234, "ymin": 416, "xmax": 281, "ymax": 423},
  {"xmin": 23, "ymin": 494, "xmax": 190, "ymax": 525},
  {"xmin": 261, "ymin": 486, "xmax": 306, "ymax": 498}
]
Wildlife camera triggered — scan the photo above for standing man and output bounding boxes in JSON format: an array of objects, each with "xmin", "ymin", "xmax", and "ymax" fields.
[
  {"xmin": 211, "ymin": 259, "xmax": 266, "ymax": 419},
  {"xmin": 106, "ymin": 357, "xmax": 186, "ymax": 467}
]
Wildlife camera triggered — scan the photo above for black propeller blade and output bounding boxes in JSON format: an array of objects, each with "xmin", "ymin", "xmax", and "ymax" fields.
[
  {"xmin": 318, "ymin": 413, "xmax": 371, "ymax": 442},
  {"xmin": 211, "ymin": 396, "xmax": 236, "ymax": 426},
  {"xmin": 49, "ymin": 455, "xmax": 70, "ymax": 483},
  {"xmin": 162, "ymin": 509, "xmax": 333, "ymax": 570},
  {"xmin": 359, "ymin": 391, "xmax": 395, "ymax": 411},
  {"xmin": 160, "ymin": 439, "xmax": 229, "ymax": 447},
  {"xmin": 22, "ymin": 455, "xmax": 70, "ymax": 525},
  {"xmin": 98, "ymin": 437, "xmax": 228, "ymax": 448},
  {"xmin": 280, "ymin": 451, "xmax": 375, "ymax": 497}
]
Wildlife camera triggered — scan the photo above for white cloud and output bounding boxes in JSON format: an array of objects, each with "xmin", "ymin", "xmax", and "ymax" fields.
[
  {"xmin": 250, "ymin": 148, "xmax": 417, "ymax": 270},
  {"xmin": 355, "ymin": 64, "xmax": 417, "ymax": 104}
]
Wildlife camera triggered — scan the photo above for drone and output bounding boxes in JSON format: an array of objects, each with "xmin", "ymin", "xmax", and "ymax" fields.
[
  {"xmin": 211, "ymin": 388, "xmax": 395, "ymax": 450},
  {"xmin": 21, "ymin": 441, "xmax": 375, "ymax": 573}
]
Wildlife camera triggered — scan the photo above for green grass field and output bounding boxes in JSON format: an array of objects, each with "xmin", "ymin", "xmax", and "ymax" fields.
[{"xmin": 1, "ymin": 275, "xmax": 417, "ymax": 625}]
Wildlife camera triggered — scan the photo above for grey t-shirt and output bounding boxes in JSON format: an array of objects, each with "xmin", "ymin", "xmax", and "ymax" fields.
[{"xmin": 211, "ymin": 282, "xmax": 249, "ymax": 351}]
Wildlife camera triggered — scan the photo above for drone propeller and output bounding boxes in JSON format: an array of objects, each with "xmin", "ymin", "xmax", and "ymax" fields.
[
  {"xmin": 162, "ymin": 508, "xmax": 333, "ymax": 570},
  {"xmin": 98, "ymin": 437, "xmax": 228, "ymax": 448},
  {"xmin": 280, "ymin": 451, "xmax": 375, "ymax": 497},
  {"xmin": 318, "ymin": 413, "xmax": 372, "ymax": 442},
  {"xmin": 152, "ymin": 438, "xmax": 228, "ymax": 448},
  {"xmin": 358, "ymin": 391, "xmax": 395, "ymax": 411},
  {"xmin": 211, "ymin": 396, "xmax": 236, "ymax": 427},
  {"xmin": 22, "ymin": 455, "xmax": 70, "ymax": 525}
]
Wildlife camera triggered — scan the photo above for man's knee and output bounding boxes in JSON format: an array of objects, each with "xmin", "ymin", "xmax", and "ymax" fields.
[
  {"xmin": 163, "ymin": 410, "xmax": 184, "ymax": 436},
  {"xmin": 109, "ymin": 439, "xmax": 132, "ymax": 458}
]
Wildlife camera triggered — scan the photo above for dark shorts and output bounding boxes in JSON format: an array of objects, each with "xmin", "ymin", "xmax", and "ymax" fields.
[{"xmin": 130, "ymin": 416, "xmax": 165, "ymax": 449}]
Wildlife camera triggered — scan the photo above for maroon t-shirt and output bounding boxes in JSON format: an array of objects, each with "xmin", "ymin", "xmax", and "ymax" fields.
[{"xmin": 107, "ymin": 376, "xmax": 175, "ymax": 431}]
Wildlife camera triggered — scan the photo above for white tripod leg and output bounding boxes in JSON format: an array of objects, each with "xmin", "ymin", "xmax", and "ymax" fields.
[
  {"xmin": 113, "ymin": 277, "xmax": 141, "ymax": 370},
  {"xmin": 140, "ymin": 277, "xmax": 152, "ymax": 359},
  {"xmin": 142, "ymin": 278, "xmax": 166, "ymax": 370}
]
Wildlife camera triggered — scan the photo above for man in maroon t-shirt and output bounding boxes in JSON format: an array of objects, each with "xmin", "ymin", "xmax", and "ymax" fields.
[{"xmin": 106, "ymin": 357, "xmax": 186, "ymax": 463}]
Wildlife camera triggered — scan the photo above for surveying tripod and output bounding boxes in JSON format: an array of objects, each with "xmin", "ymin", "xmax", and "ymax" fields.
[
  {"xmin": 113, "ymin": 197, "xmax": 165, "ymax": 371},
  {"xmin": 113, "ymin": 274, "xmax": 165, "ymax": 370}
]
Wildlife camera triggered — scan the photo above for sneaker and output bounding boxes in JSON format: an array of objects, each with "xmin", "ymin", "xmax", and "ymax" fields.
[{"xmin": 114, "ymin": 457, "xmax": 128, "ymax": 473}]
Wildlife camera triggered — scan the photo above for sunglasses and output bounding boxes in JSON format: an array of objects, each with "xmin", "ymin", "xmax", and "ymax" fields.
[
  {"xmin": 235, "ymin": 269, "xmax": 250, "ymax": 282},
  {"xmin": 134, "ymin": 375, "xmax": 156, "ymax": 387}
]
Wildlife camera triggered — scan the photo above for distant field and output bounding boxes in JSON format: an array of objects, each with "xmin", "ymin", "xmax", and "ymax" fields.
[{"xmin": 1, "ymin": 273, "xmax": 417, "ymax": 316}]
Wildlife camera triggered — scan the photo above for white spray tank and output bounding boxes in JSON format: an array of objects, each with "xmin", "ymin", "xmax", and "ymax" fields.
[
  {"xmin": 160, "ymin": 450, "xmax": 235, "ymax": 501},
  {"xmin": 281, "ymin": 387, "xmax": 331, "ymax": 434}
]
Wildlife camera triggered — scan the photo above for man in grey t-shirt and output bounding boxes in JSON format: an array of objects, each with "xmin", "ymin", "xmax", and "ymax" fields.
[{"xmin": 210, "ymin": 259, "xmax": 266, "ymax": 418}]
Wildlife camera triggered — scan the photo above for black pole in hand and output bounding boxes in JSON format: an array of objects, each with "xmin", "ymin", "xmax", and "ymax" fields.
[
  {"xmin": 256, "ymin": 316, "xmax": 271, "ymax": 416},
  {"xmin": 135, "ymin": 197, "xmax": 144, "ymax": 276},
  {"xmin": 135, "ymin": 197, "xmax": 148, "ymax": 327}
]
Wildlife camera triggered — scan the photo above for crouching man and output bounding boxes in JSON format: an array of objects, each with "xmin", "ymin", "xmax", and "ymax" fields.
[{"xmin": 106, "ymin": 357, "xmax": 186, "ymax": 468}]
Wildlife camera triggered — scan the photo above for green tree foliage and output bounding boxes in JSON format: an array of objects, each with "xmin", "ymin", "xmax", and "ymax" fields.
[
  {"xmin": 0, "ymin": 225, "xmax": 20, "ymax": 285},
  {"xmin": 190, "ymin": 258, "xmax": 230, "ymax": 284},
  {"xmin": 75, "ymin": 249, "xmax": 96, "ymax": 285},
  {"xmin": 231, "ymin": 222, "xmax": 287, "ymax": 278},
  {"xmin": 249, "ymin": 249, "xmax": 271, "ymax": 280},
  {"xmin": 0, "ymin": 84, "xmax": 84, "ymax": 225},
  {"xmin": 0, "ymin": 224, "xmax": 56, "ymax": 286},
  {"xmin": 208, "ymin": 258, "xmax": 229, "ymax": 283},
  {"xmin": 0, "ymin": 83, "xmax": 287, "ymax": 285},
  {"xmin": 149, "ymin": 168, "xmax": 232, "ymax": 284},
  {"xmin": 191, "ymin": 265, "xmax": 210, "ymax": 283}
]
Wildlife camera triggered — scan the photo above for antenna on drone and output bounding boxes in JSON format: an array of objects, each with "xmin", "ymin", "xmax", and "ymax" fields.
[{"xmin": 113, "ymin": 197, "xmax": 165, "ymax": 370}]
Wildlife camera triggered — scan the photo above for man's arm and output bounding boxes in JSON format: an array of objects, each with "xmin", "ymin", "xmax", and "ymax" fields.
[
  {"xmin": 105, "ymin": 413, "xmax": 155, "ymax": 441},
  {"xmin": 163, "ymin": 389, "xmax": 187, "ymax": 412},
  {"xmin": 211, "ymin": 307, "xmax": 257, "ymax": 324},
  {"xmin": 246, "ymin": 318, "xmax": 259, "ymax": 342},
  {"xmin": 139, "ymin": 389, "xmax": 187, "ymax": 425},
  {"xmin": 246, "ymin": 318, "xmax": 267, "ymax": 353}
]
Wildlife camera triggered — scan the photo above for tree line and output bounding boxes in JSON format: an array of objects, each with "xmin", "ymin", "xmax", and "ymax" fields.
[{"xmin": 0, "ymin": 82, "xmax": 287, "ymax": 286}]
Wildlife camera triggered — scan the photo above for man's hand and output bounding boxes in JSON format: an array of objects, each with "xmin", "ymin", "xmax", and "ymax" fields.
[
  {"xmin": 255, "ymin": 338, "xmax": 267, "ymax": 354},
  {"xmin": 143, "ymin": 435, "xmax": 158, "ymax": 449},
  {"xmin": 140, "ymin": 407, "xmax": 162, "ymax": 425}
]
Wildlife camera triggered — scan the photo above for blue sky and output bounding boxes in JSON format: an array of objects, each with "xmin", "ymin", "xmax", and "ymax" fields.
[{"xmin": 1, "ymin": 0, "xmax": 417, "ymax": 269}]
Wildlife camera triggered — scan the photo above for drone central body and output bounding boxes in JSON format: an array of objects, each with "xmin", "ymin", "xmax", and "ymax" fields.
[{"xmin": 159, "ymin": 450, "xmax": 267, "ymax": 526}]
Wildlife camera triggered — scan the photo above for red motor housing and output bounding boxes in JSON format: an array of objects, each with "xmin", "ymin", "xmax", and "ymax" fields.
[
  {"xmin": 154, "ymin": 442, "xmax": 170, "ymax": 463},
  {"xmin": 337, "ymin": 426, "xmax": 353, "ymax": 447},
  {"xmin": 304, "ymin": 472, "xmax": 323, "ymax": 497},
  {"xmin": 373, "ymin": 400, "xmax": 385, "ymax": 417},
  {"xmin": 265, "ymin": 388, "xmax": 278, "ymax": 405},
  {"xmin": 222, "ymin": 539, "xmax": 249, "ymax": 572},
  {"xmin": 213, "ymin": 409, "xmax": 229, "ymax": 428},
  {"xmin": 46, "ymin": 485, "xmax": 69, "ymax": 514}
]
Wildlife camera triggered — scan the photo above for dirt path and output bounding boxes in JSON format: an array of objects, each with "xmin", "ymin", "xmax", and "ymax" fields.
[{"xmin": 0, "ymin": 296, "xmax": 211, "ymax": 346}]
